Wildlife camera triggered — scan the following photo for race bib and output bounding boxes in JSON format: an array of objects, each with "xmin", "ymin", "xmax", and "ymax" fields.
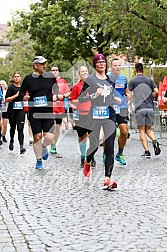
[
  {"xmin": 13, "ymin": 101, "xmax": 23, "ymax": 109},
  {"xmin": 73, "ymin": 110, "xmax": 79, "ymax": 121},
  {"xmin": 33, "ymin": 96, "xmax": 48, "ymax": 107},
  {"xmin": 93, "ymin": 106, "xmax": 109, "ymax": 119},
  {"xmin": 115, "ymin": 84, "xmax": 124, "ymax": 88},
  {"xmin": 113, "ymin": 104, "xmax": 120, "ymax": 114}
]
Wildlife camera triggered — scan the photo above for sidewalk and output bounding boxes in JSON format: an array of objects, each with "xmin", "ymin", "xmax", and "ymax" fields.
[{"xmin": 0, "ymin": 121, "xmax": 167, "ymax": 252}]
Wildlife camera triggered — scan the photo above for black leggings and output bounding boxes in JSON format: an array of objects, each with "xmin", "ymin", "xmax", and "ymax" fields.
[
  {"xmin": 87, "ymin": 119, "xmax": 116, "ymax": 178},
  {"xmin": 7, "ymin": 109, "xmax": 25, "ymax": 146}
]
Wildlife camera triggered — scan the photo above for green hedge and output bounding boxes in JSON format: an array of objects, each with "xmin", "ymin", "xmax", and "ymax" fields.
[{"xmin": 144, "ymin": 67, "xmax": 167, "ymax": 87}]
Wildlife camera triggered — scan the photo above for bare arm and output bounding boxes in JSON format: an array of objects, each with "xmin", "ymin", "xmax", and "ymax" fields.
[
  {"xmin": 6, "ymin": 91, "xmax": 19, "ymax": 103},
  {"xmin": 152, "ymin": 87, "xmax": 159, "ymax": 98}
]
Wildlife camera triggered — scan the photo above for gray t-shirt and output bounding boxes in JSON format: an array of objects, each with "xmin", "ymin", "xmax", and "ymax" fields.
[{"xmin": 128, "ymin": 74, "xmax": 157, "ymax": 111}]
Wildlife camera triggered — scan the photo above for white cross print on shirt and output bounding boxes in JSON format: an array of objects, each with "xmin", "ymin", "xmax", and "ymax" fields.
[{"xmin": 97, "ymin": 83, "xmax": 112, "ymax": 102}]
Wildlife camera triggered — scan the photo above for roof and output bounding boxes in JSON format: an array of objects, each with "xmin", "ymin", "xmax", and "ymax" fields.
[
  {"xmin": 0, "ymin": 24, "xmax": 10, "ymax": 36},
  {"xmin": 0, "ymin": 24, "xmax": 12, "ymax": 45}
]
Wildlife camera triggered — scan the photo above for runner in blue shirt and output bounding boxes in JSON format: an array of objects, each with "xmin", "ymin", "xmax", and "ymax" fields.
[{"xmin": 107, "ymin": 58, "xmax": 129, "ymax": 165}]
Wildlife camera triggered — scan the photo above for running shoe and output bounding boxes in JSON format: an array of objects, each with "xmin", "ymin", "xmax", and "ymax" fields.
[
  {"xmin": 49, "ymin": 145, "xmax": 57, "ymax": 154},
  {"xmin": 36, "ymin": 159, "xmax": 43, "ymax": 169},
  {"xmin": 2, "ymin": 135, "xmax": 7, "ymax": 142},
  {"xmin": 103, "ymin": 177, "xmax": 117, "ymax": 190},
  {"xmin": 141, "ymin": 151, "xmax": 151, "ymax": 158},
  {"xmin": 20, "ymin": 147, "xmax": 26, "ymax": 155},
  {"xmin": 83, "ymin": 161, "xmax": 91, "ymax": 177},
  {"xmin": 153, "ymin": 140, "xmax": 161, "ymax": 155},
  {"xmin": 115, "ymin": 154, "xmax": 126, "ymax": 165},
  {"xmin": 42, "ymin": 147, "xmax": 49, "ymax": 160},
  {"xmin": 9, "ymin": 141, "xmax": 14, "ymax": 151},
  {"xmin": 80, "ymin": 158, "xmax": 85, "ymax": 168},
  {"xmin": 91, "ymin": 157, "xmax": 96, "ymax": 167}
]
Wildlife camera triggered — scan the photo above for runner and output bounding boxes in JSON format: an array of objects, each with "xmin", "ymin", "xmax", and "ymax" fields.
[
  {"xmin": 128, "ymin": 63, "xmax": 161, "ymax": 157},
  {"xmin": 0, "ymin": 80, "xmax": 8, "ymax": 143},
  {"xmin": 5, "ymin": 73, "xmax": 26, "ymax": 154},
  {"xmin": 73, "ymin": 54, "xmax": 121, "ymax": 189},
  {"xmin": 107, "ymin": 58, "xmax": 129, "ymax": 165},
  {"xmin": 20, "ymin": 56, "xmax": 59, "ymax": 169},
  {"xmin": 70, "ymin": 66, "xmax": 96, "ymax": 168},
  {"xmin": 49, "ymin": 65, "xmax": 71, "ymax": 156}
]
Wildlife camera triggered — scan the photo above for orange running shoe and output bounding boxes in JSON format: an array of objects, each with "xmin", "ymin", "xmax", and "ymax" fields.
[
  {"xmin": 83, "ymin": 161, "xmax": 91, "ymax": 177},
  {"xmin": 103, "ymin": 177, "xmax": 117, "ymax": 190}
]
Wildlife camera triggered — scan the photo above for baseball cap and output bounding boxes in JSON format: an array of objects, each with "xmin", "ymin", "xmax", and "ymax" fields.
[
  {"xmin": 93, "ymin": 53, "xmax": 106, "ymax": 67},
  {"xmin": 32, "ymin": 56, "xmax": 48, "ymax": 64}
]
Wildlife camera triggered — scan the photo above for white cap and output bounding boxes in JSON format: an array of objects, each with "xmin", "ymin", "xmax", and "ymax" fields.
[{"xmin": 32, "ymin": 56, "xmax": 48, "ymax": 64}]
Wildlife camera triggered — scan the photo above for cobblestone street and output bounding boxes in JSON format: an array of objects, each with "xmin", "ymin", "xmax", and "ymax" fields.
[{"xmin": 0, "ymin": 122, "xmax": 167, "ymax": 252}]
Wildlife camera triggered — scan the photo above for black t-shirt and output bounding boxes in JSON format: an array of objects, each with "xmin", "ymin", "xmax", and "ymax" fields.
[
  {"xmin": 5, "ymin": 84, "xmax": 23, "ymax": 110},
  {"xmin": 20, "ymin": 72, "xmax": 59, "ymax": 112}
]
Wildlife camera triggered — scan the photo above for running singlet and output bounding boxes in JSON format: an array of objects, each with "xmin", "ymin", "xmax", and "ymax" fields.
[
  {"xmin": 70, "ymin": 80, "xmax": 91, "ymax": 115},
  {"xmin": 53, "ymin": 78, "xmax": 70, "ymax": 114},
  {"xmin": 107, "ymin": 72, "xmax": 128, "ymax": 110}
]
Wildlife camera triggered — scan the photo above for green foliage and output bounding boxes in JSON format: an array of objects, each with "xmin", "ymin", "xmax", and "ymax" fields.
[
  {"xmin": 121, "ymin": 65, "xmax": 167, "ymax": 87},
  {"xmin": 6, "ymin": 0, "xmax": 167, "ymax": 65},
  {"xmin": 0, "ymin": 34, "xmax": 35, "ymax": 83},
  {"xmin": 144, "ymin": 67, "xmax": 167, "ymax": 86}
]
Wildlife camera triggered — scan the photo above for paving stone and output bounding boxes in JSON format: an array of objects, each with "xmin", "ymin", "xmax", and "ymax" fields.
[{"xmin": 0, "ymin": 124, "xmax": 167, "ymax": 251}]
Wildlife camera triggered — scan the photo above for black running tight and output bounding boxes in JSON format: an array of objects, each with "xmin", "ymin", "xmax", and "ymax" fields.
[
  {"xmin": 87, "ymin": 119, "xmax": 116, "ymax": 178},
  {"xmin": 7, "ymin": 109, "xmax": 25, "ymax": 146}
]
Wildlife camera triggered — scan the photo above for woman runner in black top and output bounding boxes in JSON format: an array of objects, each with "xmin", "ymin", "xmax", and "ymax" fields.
[
  {"xmin": 75, "ymin": 54, "xmax": 121, "ymax": 189},
  {"xmin": 5, "ymin": 72, "xmax": 26, "ymax": 154}
]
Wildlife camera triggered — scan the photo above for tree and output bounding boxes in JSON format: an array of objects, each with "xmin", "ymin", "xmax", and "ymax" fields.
[
  {"xmin": 0, "ymin": 34, "xmax": 35, "ymax": 82},
  {"xmin": 10, "ymin": 0, "xmax": 167, "ymax": 64}
]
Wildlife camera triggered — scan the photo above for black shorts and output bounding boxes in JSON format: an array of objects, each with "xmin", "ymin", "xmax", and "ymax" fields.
[
  {"xmin": 2, "ymin": 112, "xmax": 8, "ymax": 119},
  {"xmin": 69, "ymin": 107, "xmax": 73, "ymax": 119},
  {"xmin": 29, "ymin": 111, "xmax": 54, "ymax": 135},
  {"xmin": 116, "ymin": 108, "xmax": 129, "ymax": 125},
  {"xmin": 54, "ymin": 113, "xmax": 65, "ymax": 125},
  {"xmin": 73, "ymin": 126, "xmax": 91, "ymax": 138},
  {"xmin": 55, "ymin": 118, "xmax": 62, "ymax": 125},
  {"xmin": 73, "ymin": 114, "xmax": 92, "ymax": 137}
]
